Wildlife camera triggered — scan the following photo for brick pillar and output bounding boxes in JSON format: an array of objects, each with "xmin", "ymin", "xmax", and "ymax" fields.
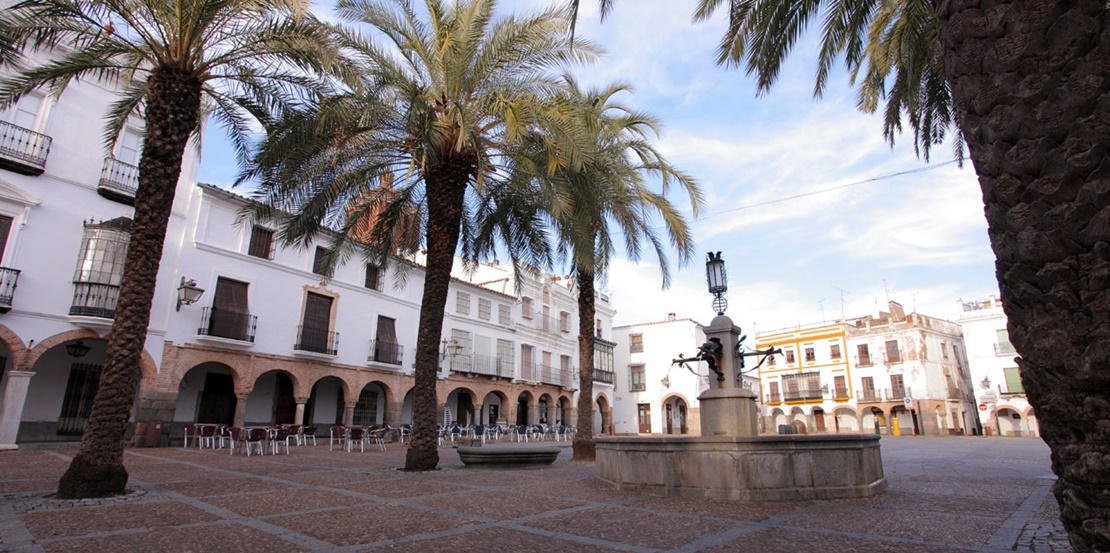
[
  {"xmin": 294, "ymin": 396, "xmax": 308, "ymax": 425},
  {"xmin": 234, "ymin": 392, "xmax": 250, "ymax": 427}
]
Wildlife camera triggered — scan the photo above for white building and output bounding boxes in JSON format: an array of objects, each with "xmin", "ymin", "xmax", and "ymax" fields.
[
  {"xmin": 0, "ymin": 63, "xmax": 615, "ymax": 446},
  {"xmin": 958, "ymin": 296, "xmax": 1038, "ymax": 437}
]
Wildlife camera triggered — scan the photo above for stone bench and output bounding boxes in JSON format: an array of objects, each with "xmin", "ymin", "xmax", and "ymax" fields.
[{"xmin": 457, "ymin": 446, "xmax": 559, "ymax": 468}]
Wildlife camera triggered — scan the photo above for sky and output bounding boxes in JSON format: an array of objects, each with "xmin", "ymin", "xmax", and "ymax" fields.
[{"xmin": 195, "ymin": 0, "xmax": 1002, "ymax": 336}]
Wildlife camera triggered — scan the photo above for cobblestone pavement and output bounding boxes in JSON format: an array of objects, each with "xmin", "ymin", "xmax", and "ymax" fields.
[{"xmin": 0, "ymin": 436, "xmax": 1069, "ymax": 552}]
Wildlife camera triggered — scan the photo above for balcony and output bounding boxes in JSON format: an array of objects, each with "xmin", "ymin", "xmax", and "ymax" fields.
[
  {"xmin": 883, "ymin": 351, "xmax": 903, "ymax": 364},
  {"xmin": 294, "ymin": 326, "xmax": 338, "ymax": 356},
  {"xmin": 0, "ymin": 120, "xmax": 51, "ymax": 175},
  {"xmin": 856, "ymin": 354, "xmax": 873, "ymax": 367},
  {"xmin": 783, "ymin": 387, "xmax": 823, "ymax": 401},
  {"xmin": 857, "ymin": 389, "xmax": 883, "ymax": 403},
  {"xmin": 69, "ymin": 282, "xmax": 119, "ymax": 319},
  {"xmin": 887, "ymin": 387, "xmax": 909, "ymax": 401},
  {"xmin": 456, "ymin": 353, "xmax": 513, "ymax": 378},
  {"xmin": 520, "ymin": 360, "xmax": 536, "ymax": 381},
  {"xmin": 197, "ymin": 307, "xmax": 257, "ymax": 343},
  {"xmin": 947, "ymin": 385, "xmax": 964, "ymax": 400},
  {"xmin": 994, "ymin": 342, "xmax": 1017, "ymax": 356},
  {"xmin": 765, "ymin": 392, "xmax": 781, "ymax": 404},
  {"xmin": 537, "ymin": 364, "xmax": 575, "ymax": 388},
  {"xmin": 368, "ymin": 339, "xmax": 403, "ymax": 366},
  {"xmin": 97, "ymin": 157, "xmax": 139, "ymax": 205},
  {"xmin": 0, "ymin": 267, "xmax": 20, "ymax": 313},
  {"xmin": 593, "ymin": 368, "xmax": 615, "ymax": 385},
  {"xmin": 833, "ymin": 387, "xmax": 850, "ymax": 400}
]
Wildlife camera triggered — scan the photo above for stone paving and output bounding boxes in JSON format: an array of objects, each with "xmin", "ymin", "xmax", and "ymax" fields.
[{"xmin": 0, "ymin": 436, "xmax": 1069, "ymax": 552}]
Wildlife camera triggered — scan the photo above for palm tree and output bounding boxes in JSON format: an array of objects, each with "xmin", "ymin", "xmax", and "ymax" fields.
[
  {"xmin": 520, "ymin": 77, "xmax": 701, "ymax": 460},
  {"xmin": 0, "ymin": 0, "xmax": 339, "ymax": 498},
  {"xmin": 574, "ymin": 0, "xmax": 1110, "ymax": 548},
  {"xmin": 245, "ymin": 0, "xmax": 596, "ymax": 471}
]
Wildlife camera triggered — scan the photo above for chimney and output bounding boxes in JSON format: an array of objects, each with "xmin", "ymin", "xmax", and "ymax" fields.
[{"xmin": 667, "ymin": 313, "xmax": 676, "ymax": 321}]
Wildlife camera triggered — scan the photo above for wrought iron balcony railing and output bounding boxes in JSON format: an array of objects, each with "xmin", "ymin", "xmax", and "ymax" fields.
[
  {"xmin": 0, "ymin": 267, "xmax": 20, "ymax": 313},
  {"xmin": 833, "ymin": 387, "xmax": 850, "ymax": 400},
  {"xmin": 593, "ymin": 369, "xmax": 615, "ymax": 385},
  {"xmin": 294, "ymin": 326, "xmax": 338, "ymax": 355},
  {"xmin": 765, "ymin": 393, "xmax": 782, "ymax": 404},
  {"xmin": 857, "ymin": 389, "xmax": 883, "ymax": 403},
  {"xmin": 69, "ymin": 282, "xmax": 119, "ymax": 319},
  {"xmin": 198, "ymin": 307, "xmax": 257, "ymax": 343},
  {"xmin": 783, "ymin": 388, "xmax": 823, "ymax": 401},
  {"xmin": 887, "ymin": 387, "xmax": 909, "ymax": 401},
  {"xmin": 856, "ymin": 354, "xmax": 873, "ymax": 367},
  {"xmin": 0, "ymin": 120, "xmax": 51, "ymax": 175},
  {"xmin": 369, "ymin": 339, "xmax": 403, "ymax": 365},
  {"xmin": 98, "ymin": 157, "xmax": 139, "ymax": 205}
]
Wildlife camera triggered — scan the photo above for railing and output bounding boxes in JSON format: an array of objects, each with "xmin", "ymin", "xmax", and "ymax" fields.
[
  {"xmin": 0, "ymin": 120, "xmax": 51, "ymax": 175},
  {"xmin": 0, "ymin": 267, "xmax": 20, "ymax": 312},
  {"xmin": 833, "ymin": 387, "xmax": 850, "ymax": 400},
  {"xmin": 765, "ymin": 392, "xmax": 781, "ymax": 404},
  {"xmin": 368, "ymin": 339, "xmax": 403, "ymax": 366},
  {"xmin": 294, "ymin": 326, "xmax": 338, "ymax": 355},
  {"xmin": 197, "ymin": 307, "xmax": 257, "ymax": 342},
  {"xmin": 533, "ymin": 315, "xmax": 560, "ymax": 333},
  {"xmin": 98, "ymin": 157, "xmax": 139, "ymax": 203},
  {"xmin": 887, "ymin": 387, "xmax": 909, "ymax": 401},
  {"xmin": 69, "ymin": 282, "xmax": 119, "ymax": 319},
  {"xmin": 463, "ymin": 353, "xmax": 514, "ymax": 378},
  {"xmin": 630, "ymin": 342, "xmax": 644, "ymax": 353},
  {"xmin": 857, "ymin": 354, "xmax": 873, "ymax": 367},
  {"xmin": 520, "ymin": 359, "xmax": 535, "ymax": 381},
  {"xmin": 994, "ymin": 342, "xmax": 1017, "ymax": 356},
  {"xmin": 783, "ymin": 387, "xmax": 823, "ymax": 401},
  {"xmin": 592, "ymin": 369, "xmax": 615, "ymax": 385},
  {"xmin": 947, "ymin": 385, "xmax": 964, "ymax": 400},
  {"xmin": 884, "ymin": 350, "xmax": 903, "ymax": 364},
  {"xmin": 857, "ymin": 389, "xmax": 882, "ymax": 403},
  {"xmin": 537, "ymin": 364, "xmax": 574, "ymax": 388}
]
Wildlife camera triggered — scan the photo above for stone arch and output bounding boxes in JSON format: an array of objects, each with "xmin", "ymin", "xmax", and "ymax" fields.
[
  {"xmin": 537, "ymin": 393, "xmax": 555, "ymax": 425},
  {"xmin": 25, "ymin": 329, "xmax": 157, "ymax": 384},
  {"xmin": 445, "ymin": 386, "xmax": 479, "ymax": 426},
  {"xmin": 243, "ymin": 369, "xmax": 299, "ymax": 426},
  {"xmin": 594, "ymin": 392, "xmax": 612, "ymax": 435},
  {"xmin": 0, "ymin": 322, "xmax": 28, "ymax": 371},
  {"xmin": 556, "ymin": 395, "xmax": 573, "ymax": 427},
  {"xmin": 515, "ymin": 390, "xmax": 536, "ymax": 426},
  {"xmin": 173, "ymin": 362, "xmax": 236, "ymax": 426},
  {"xmin": 771, "ymin": 407, "xmax": 788, "ymax": 432},
  {"xmin": 480, "ymin": 390, "xmax": 508, "ymax": 426},
  {"xmin": 661, "ymin": 393, "xmax": 689, "ymax": 435},
  {"xmin": 833, "ymin": 407, "xmax": 859, "ymax": 433},
  {"xmin": 997, "ymin": 406, "xmax": 1024, "ymax": 437},
  {"xmin": 306, "ymin": 375, "xmax": 350, "ymax": 427},
  {"xmin": 351, "ymin": 380, "xmax": 391, "ymax": 427}
]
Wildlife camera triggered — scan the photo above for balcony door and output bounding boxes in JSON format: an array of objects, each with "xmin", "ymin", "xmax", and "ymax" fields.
[
  {"xmin": 637, "ymin": 403, "xmax": 652, "ymax": 433},
  {"xmin": 301, "ymin": 292, "xmax": 333, "ymax": 353},
  {"xmin": 374, "ymin": 316, "xmax": 400, "ymax": 364},
  {"xmin": 209, "ymin": 277, "xmax": 249, "ymax": 340}
]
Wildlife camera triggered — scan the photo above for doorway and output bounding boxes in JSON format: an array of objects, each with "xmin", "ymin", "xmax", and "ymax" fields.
[{"xmin": 637, "ymin": 403, "xmax": 651, "ymax": 433}]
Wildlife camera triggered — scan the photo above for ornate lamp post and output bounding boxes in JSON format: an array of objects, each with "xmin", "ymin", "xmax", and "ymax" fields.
[{"xmin": 706, "ymin": 251, "xmax": 728, "ymax": 316}]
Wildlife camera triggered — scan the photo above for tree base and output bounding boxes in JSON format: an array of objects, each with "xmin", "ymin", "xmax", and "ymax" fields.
[
  {"xmin": 572, "ymin": 439, "xmax": 595, "ymax": 461},
  {"xmin": 56, "ymin": 452, "xmax": 129, "ymax": 499}
]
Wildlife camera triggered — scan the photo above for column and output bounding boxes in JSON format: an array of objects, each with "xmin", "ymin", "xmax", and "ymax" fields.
[
  {"xmin": 528, "ymin": 404, "xmax": 538, "ymax": 426},
  {"xmin": 0, "ymin": 371, "xmax": 34, "ymax": 450},
  {"xmin": 546, "ymin": 405, "xmax": 557, "ymax": 427},
  {"xmin": 344, "ymin": 403, "xmax": 355, "ymax": 426},
  {"xmin": 385, "ymin": 400, "xmax": 404, "ymax": 426},
  {"xmin": 472, "ymin": 405, "xmax": 482, "ymax": 427},
  {"xmin": 294, "ymin": 397, "xmax": 308, "ymax": 425},
  {"xmin": 233, "ymin": 392, "xmax": 250, "ymax": 427}
]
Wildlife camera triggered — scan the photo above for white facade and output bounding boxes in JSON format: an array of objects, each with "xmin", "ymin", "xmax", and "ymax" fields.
[
  {"xmin": 0, "ymin": 62, "xmax": 615, "ymax": 445},
  {"xmin": 958, "ymin": 297, "xmax": 1038, "ymax": 437}
]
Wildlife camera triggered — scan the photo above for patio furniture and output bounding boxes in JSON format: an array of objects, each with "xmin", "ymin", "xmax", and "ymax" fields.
[
  {"xmin": 329, "ymin": 425, "xmax": 346, "ymax": 451},
  {"xmin": 216, "ymin": 426, "xmax": 235, "ymax": 449},
  {"xmin": 223, "ymin": 427, "xmax": 242, "ymax": 455},
  {"xmin": 242, "ymin": 427, "xmax": 267, "ymax": 456},
  {"xmin": 271, "ymin": 426, "xmax": 293, "ymax": 455},
  {"xmin": 399, "ymin": 424, "xmax": 412, "ymax": 444},
  {"xmin": 370, "ymin": 428, "xmax": 387, "ymax": 451},
  {"xmin": 196, "ymin": 424, "xmax": 218, "ymax": 449},
  {"xmin": 346, "ymin": 427, "xmax": 368, "ymax": 453},
  {"xmin": 302, "ymin": 425, "xmax": 317, "ymax": 446}
]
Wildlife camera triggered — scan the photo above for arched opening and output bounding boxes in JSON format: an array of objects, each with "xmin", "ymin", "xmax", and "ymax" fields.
[
  {"xmin": 789, "ymin": 407, "xmax": 807, "ymax": 434},
  {"xmin": 24, "ymin": 338, "xmax": 114, "ymax": 441},
  {"xmin": 833, "ymin": 407, "xmax": 859, "ymax": 433},
  {"xmin": 862, "ymin": 407, "xmax": 886, "ymax": 434},
  {"xmin": 445, "ymin": 387, "xmax": 476, "ymax": 426},
  {"xmin": 891, "ymin": 406, "xmax": 914, "ymax": 435},
  {"xmin": 173, "ymin": 362, "xmax": 236, "ymax": 426},
  {"xmin": 352, "ymin": 382, "xmax": 388, "ymax": 427},
  {"xmin": 481, "ymin": 391, "xmax": 506, "ymax": 426},
  {"xmin": 401, "ymin": 387, "xmax": 415, "ymax": 424},
  {"xmin": 663, "ymin": 395, "xmax": 688, "ymax": 435},
  {"xmin": 594, "ymin": 394, "xmax": 611, "ymax": 435},
  {"xmin": 516, "ymin": 391, "xmax": 533, "ymax": 426},
  {"xmin": 245, "ymin": 370, "xmax": 297, "ymax": 425},
  {"xmin": 557, "ymin": 396, "xmax": 572, "ymax": 427},
  {"xmin": 997, "ymin": 407, "xmax": 1023, "ymax": 437},
  {"xmin": 306, "ymin": 376, "xmax": 346, "ymax": 427},
  {"xmin": 538, "ymin": 393, "xmax": 553, "ymax": 426},
  {"xmin": 771, "ymin": 408, "xmax": 788, "ymax": 433}
]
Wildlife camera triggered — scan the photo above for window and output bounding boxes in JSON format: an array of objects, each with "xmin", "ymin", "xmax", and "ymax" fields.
[
  {"xmin": 860, "ymin": 376, "xmax": 876, "ymax": 400},
  {"xmin": 630, "ymin": 364, "xmax": 646, "ymax": 392},
  {"xmin": 560, "ymin": 355, "xmax": 572, "ymax": 387},
  {"xmin": 296, "ymin": 292, "xmax": 335, "ymax": 354},
  {"xmin": 57, "ymin": 362, "xmax": 101, "ymax": 435},
  {"xmin": 248, "ymin": 226, "xmax": 275, "ymax": 259},
  {"xmin": 784, "ymin": 349, "xmax": 795, "ymax": 364},
  {"xmin": 1004, "ymin": 366, "xmax": 1023, "ymax": 394},
  {"xmin": 594, "ymin": 341, "xmax": 614, "ymax": 373},
  {"xmin": 941, "ymin": 341, "xmax": 949, "ymax": 358},
  {"xmin": 804, "ymin": 347, "xmax": 816, "ymax": 362},
  {"xmin": 478, "ymin": 298, "xmax": 491, "ymax": 320},
  {"xmin": 0, "ymin": 214, "xmax": 12, "ymax": 264},
  {"xmin": 312, "ymin": 246, "xmax": 332, "ymax": 276},
  {"xmin": 767, "ymin": 381, "xmax": 780, "ymax": 402},
  {"xmin": 559, "ymin": 311, "xmax": 570, "ymax": 332},
  {"xmin": 833, "ymin": 375, "xmax": 848, "ymax": 399},
  {"xmin": 496, "ymin": 339, "xmax": 514, "ymax": 376},
  {"xmin": 829, "ymin": 343, "xmax": 841, "ymax": 359},
  {"xmin": 373, "ymin": 316, "xmax": 401, "ymax": 365},
  {"xmin": 542, "ymin": 305, "xmax": 551, "ymax": 331},
  {"xmin": 364, "ymin": 263, "xmax": 383, "ymax": 291},
  {"xmin": 521, "ymin": 297, "xmax": 533, "ymax": 319},
  {"xmin": 542, "ymin": 286, "xmax": 550, "ymax": 304},
  {"xmin": 352, "ymin": 388, "xmax": 379, "ymax": 426},
  {"xmin": 521, "ymin": 344, "xmax": 535, "ymax": 380},
  {"xmin": 857, "ymin": 344, "xmax": 872, "ymax": 366},
  {"xmin": 630, "ymin": 334, "xmax": 644, "ymax": 353},
  {"xmin": 890, "ymin": 374, "xmax": 906, "ymax": 399},
  {"xmin": 456, "ymin": 291, "xmax": 470, "ymax": 315},
  {"xmin": 70, "ymin": 218, "xmax": 130, "ymax": 318},
  {"xmin": 206, "ymin": 277, "xmax": 252, "ymax": 341},
  {"xmin": 449, "ymin": 329, "xmax": 472, "ymax": 372},
  {"xmin": 782, "ymin": 372, "xmax": 821, "ymax": 400},
  {"xmin": 498, "ymin": 304, "xmax": 511, "ymax": 326},
  {"xmin": 596, "ymin": 318, "xmax": 602, "ymax": 338},
  {"xmin": 885, "ymin": 340, "xmax": 901, "ymax": 363},
  {"xmin": 767, "ymin": 354, "xmax": 776, "ymax": 366},
  {"xmin": 115, "ymin": 127, "xmax": 143, "ymax": 166},
  {"xmin": 1, "ymin": 92, "xmax": 44, "ymax": 130}
]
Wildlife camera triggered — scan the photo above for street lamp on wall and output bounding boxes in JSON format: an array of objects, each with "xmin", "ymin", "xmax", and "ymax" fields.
[
  {"xmin": 176, "ymin": 277, "xmax": 205, "ymax": 311},
  {"xmin": 65, "ymin": 340, "xmax": 91, "ymax": 358},
  {"xmin": 441, "ymin": 338, "xmax": 462, "ymax": 360},
  {"xmin": 705, "ymin": 251, "xmax": 728, "ymax": 316}
]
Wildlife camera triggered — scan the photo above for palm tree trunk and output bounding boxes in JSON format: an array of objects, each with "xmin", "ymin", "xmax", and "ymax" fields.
[
  {"xmin": 404, "ymin": 157, "xmax": 471, "ymax": 471},
  {"xmin": 573, "ymin": 267, "xmax": 596, "ymax": 460},
  {"xmin": 938, "ymin": 1, "xmax": 1110, "ymax": 549},
  {"xmin": 57, "ymin": 67, "xmax": 201, "ymax": 498}
]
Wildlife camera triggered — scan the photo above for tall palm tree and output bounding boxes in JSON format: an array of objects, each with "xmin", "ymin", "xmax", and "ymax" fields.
[
  {"xmin": 574, "ymin": 0, "xmax": 1110, "ymax": 548},
  {"xmin": 521, "ymin": 77, "xmax": 701, "ymax": 460},
  {"xmin": 245, "ymin": 0, "xmax": 596, "ymax": 471},
  {"xmin": 0, "ymin": 0, "xmax": 339, "ymax": 498}
]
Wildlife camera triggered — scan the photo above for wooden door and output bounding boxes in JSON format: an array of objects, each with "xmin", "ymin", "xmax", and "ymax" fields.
[{"xmin": 637, "ymin": 403, "xmax": 651, "ymax": 433}]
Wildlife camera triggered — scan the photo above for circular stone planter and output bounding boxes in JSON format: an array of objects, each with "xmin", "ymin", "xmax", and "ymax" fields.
[{"xmin": 457, "ymin": 446, "xmax": 559, "ymax": 468}]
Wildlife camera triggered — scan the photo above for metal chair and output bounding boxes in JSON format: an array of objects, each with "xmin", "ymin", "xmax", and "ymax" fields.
[
  {"xmin": 271, "ymin": 426, "xmax": 293, "ymax": 455},
  {"xmin": 370, "ymin": 428, "xmax": 387, "ymax": 451},
  {"xmin": 242, "ymin": 427, "xmax": 267, "ymax": 456},
  {"xmin": 346, "ymin": 427, "xmax": 367, "ymax": 453},
  {"xmin": 399, "ymin": 424, "xmax": 412, "ymax": 444},
  {"xmin": 329, "ymin": 425, "xmax": 346, "ymax": 451},
  {"xmin": 302, "ymin": 425, "xmax": 317, "ymax": 446}
]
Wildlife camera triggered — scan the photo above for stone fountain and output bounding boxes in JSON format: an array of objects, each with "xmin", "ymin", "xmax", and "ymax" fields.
[{"xmin": 595, "ymin": 253, "xmax": 886, "ymax": 501}]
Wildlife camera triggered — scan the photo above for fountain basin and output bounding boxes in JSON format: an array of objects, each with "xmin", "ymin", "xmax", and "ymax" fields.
[{"xmin": 596, "ymin": 434, "xmax": 885, "ymax": 501}]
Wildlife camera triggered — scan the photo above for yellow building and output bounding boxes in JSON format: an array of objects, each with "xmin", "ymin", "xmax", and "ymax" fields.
[{"xmin": 755, "ymin": 323, "xmax": 851, "ymax": 434}]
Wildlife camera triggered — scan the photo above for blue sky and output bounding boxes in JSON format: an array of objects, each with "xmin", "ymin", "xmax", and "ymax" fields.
[{"xmin": 196, "ymin": 0, "xmax": 1000, "ymax": 333}]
